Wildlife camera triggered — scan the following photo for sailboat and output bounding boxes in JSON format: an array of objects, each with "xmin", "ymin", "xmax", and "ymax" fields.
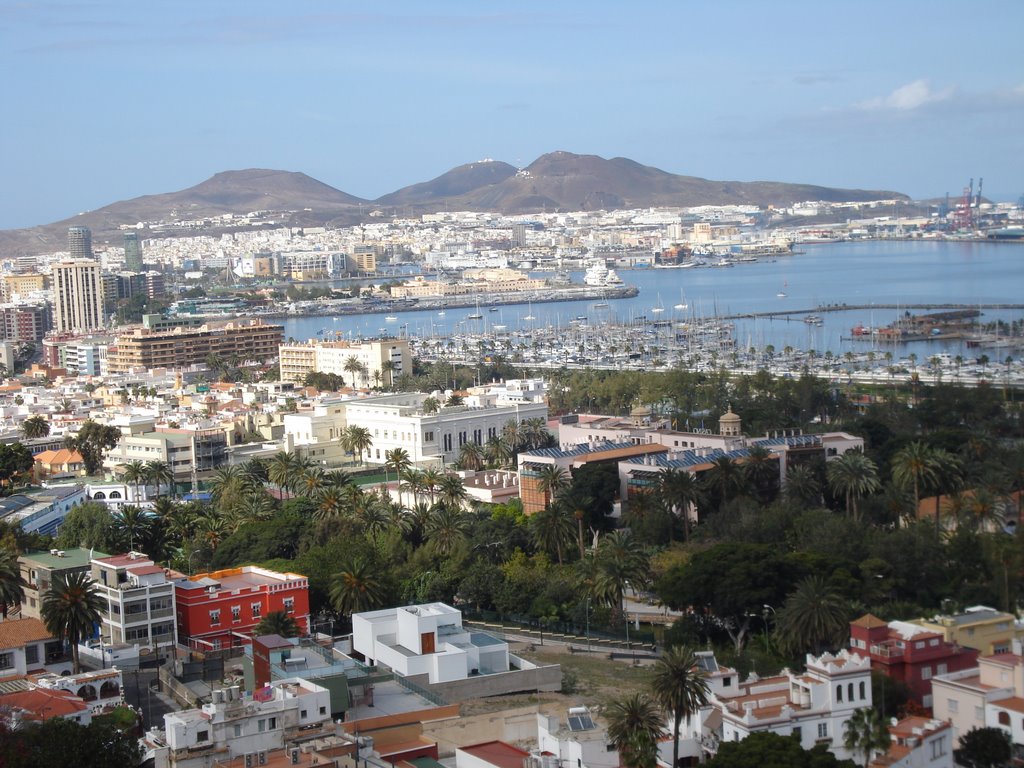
[
  {"xmin": 651, "ymin": 294, "xmax": 665, "ymax": 314},
  {"xmin": 467, "ymin": 297, "xmax": 483, "ymax": 320},
  {"xmin": 523, "ymin": 301, "xmax": 536, "ymax": 321},
  {"xmin": 674, "ymin": 289, "xmax": 688, "ymax": 311},
  {"xmin": 777, "ymin": 281, "xmax": 788, "ymax": 298}
]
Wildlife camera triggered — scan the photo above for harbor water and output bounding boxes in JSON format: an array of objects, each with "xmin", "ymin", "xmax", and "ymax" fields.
[{"xmin": 282, "ymin": 241, "xmax": 1024, "ymax": 358}]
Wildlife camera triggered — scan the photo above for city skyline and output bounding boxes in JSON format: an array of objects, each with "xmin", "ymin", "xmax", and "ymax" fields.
[{"xmin": 1, "ymin": 0, "xmax": 1022, "ymax": 230}]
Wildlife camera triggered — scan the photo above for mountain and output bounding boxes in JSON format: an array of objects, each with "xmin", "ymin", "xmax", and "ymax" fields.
[
  {"xmin": 0, "ymin": 169, "xmax": 367, "ymax": 255},
  {"xmin": 384, "ymin": 151, "xmax": 908, "ymax": 213},
  {"xmin": 377, "ymin": 159, "xmax": 517, "ymax": 207},
  {"xmin": 0, "ymin": 155, "xmax": 909, "ymax": 255}
]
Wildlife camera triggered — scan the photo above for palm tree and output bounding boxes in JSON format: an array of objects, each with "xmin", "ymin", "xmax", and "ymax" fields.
[
  {"xmin": 501, "ymin": 419, "xmax": 524, "ymax": 452},
  {"xmin": 112, "ymin": 505, "xmax": 151, "ymax": 552},
  {"xmin": 314, "ymin": 487, "xmax": 346, "ymax": 521},
  {"xmin": 145, "ymin": 460, "xmax": 174, "ymax": 498},
  {"xmin": 658, "ymin": 467, "xmax": 702, "ymax": 542},
  {"xmin": 827, "ymin": 450, "xmax": 881, "ymax": 522},
  {"xmin": 255, "ymin": 610, "xmax": 300, "ymax": 638},
  {"xmin": 21, "ymin": 415, "xmax": 50, "ymax": 439},
  {"xmin": 651, "ymin": 646, "xmax": 710, "ymax": 768},
  {"xmin": 605, "ymin": 692, "xmax": 666, "ymax": 768},
  {"xmin": 345, "ymin": 426, "xmax": 373, "ymax": 465},
  {"xmin": 42, "ymin": 572, "xmax": 103, "ymax": 673},
  {"xmin": 0, "ymin": 548, "xmax": 25, "ymax": 618},
  {"xmin": 594, "ymin": 530, "xmax": 648, "ymax": 612},
  {"xmin": 384, "ymin": 447, "xmax": 412, "ymax": 487},
  {"xmin": 457, "ymin": 441, "xmax": 485, "ymax": 471},
  {"xmin": 437, "ymin": 474, "xmax": 469, "ymax": 511},
  {"xmin": 240, "ymin": 457, "xmax": 270, "ymax": 487},
  {"xmin": 775, "ymin": 575, "xmax": 851, "ymax": 655},
  {"xmin": 196, "ymin": 514, "xmax": 229, "ymax": 551},
  {"xmin": 531, "ymin": 503, "xmax": 575, "ymax": 565},
  {"xmin": 420, "ymin": 467, "xmax": 443, "ymax": 506},
  {"xmin": 297, "ymin": 466, "xmax": 327, "ymax": 498},
  {"xmin": 343, "ymin": 356, "xmax": 364, "ymax": 389},
  {"xmin": 892, "ymin": 442, "xmax": 940, "ymax": 523},
  {"xmin": 120, "ymin": 460, "xmax": 148, "ymax": 503},
  {"xmin": 785, "ymin": 464, "xmax": 823, "ymax": 509},
  {"xmin": 702, "ymin": 455, "xmax": 748, "ymax": 513},
  {"xmin": 843, "ymin": 707, "xmax": 891, "ymax": 768},
  {"xmin": 535, "ymin": 465, "xmax": 570, "ymax": 507},
  {"xmin": 268, "ymin": 451, "xmax": 301, "ymax": 494},
  {"xmin": 330, "ymin": 558, "xmax": 387, "ymax": 617},
  {"xmin": 425, "ymin": 505, "xmax": 471, "ymax": 557},
  {"xmin": 743, "ymin": 444, "xmax": 779, "ymax": 504}
]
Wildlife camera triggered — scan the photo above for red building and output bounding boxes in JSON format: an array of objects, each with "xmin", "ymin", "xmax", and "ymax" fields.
[
  {"xmin": 175, "ymin": 566, "xmax": 310, "ymax": 650},
  {"xmin": 849, "ymin": 614, "xmax": 978, "ymax": 708}
]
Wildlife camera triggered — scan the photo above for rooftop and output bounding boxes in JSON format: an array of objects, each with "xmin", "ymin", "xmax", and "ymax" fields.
[
  {"xmin": 0, "ymin": 618, "xmax": 53, "ymax": 649},
  {"xmin": 0, "ymin": 687, "xmax": 88, "ymax": 720},
  {"xmin": 458, "ymin": 741, "xmax": 531, "ymax": 768},
  {"xmin": 20, "ymin": 548, "xmax": 108, "ymax": 570},
  {"xmin": 181, "ymin": 565, "xmax": 307, "ymax": 592}
]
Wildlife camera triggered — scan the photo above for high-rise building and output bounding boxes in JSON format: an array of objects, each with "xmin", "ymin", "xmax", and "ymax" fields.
[
  {"xmin": 67, "ymin": 226, "xmax": 92, "ymax": 259},
  {"xmin": 52, "ymin": 260, "xmax": 104, "ymax": 333},
  {"xmin": 123, "ymin": 232, "xmax": 143, "ymax": 271}
]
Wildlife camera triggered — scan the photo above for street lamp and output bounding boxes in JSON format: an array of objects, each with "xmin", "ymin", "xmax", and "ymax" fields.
[
  {"xmin": 762, "ymin": 604, "xmax": 776, "ymax": 652},
  {"xmin": 585, "ymin": 598, "xmax": 591, "ymax": 653},
  {"xmin": 624, "ymin": 581, "xmax": 634, "ymax": 665}
]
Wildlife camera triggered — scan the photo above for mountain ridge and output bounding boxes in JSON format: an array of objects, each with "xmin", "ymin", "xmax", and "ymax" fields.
[{"xmin": 0, "ymin": 153, "xmax": 908, "ymax": 255}]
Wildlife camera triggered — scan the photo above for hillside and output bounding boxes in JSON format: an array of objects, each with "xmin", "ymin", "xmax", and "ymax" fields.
[{"xmin": 377, "ymin": 159, "xmax": 517, "ymax": 207}]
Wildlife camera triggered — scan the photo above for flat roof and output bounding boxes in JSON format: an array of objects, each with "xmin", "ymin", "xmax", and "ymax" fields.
[
  {"xmin": 182, "ymin": 565, "xmax": 307, "ymax": 591},
  {"xmin": 21, "ymin": 548, "xmax": 108, "ymax": 570}
]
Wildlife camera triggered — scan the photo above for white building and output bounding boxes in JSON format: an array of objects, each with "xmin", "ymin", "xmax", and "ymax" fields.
[
  {"xmin": 0, "ymin": 618, "xmax": 61, "ymax": 677},
  {"xmin": 344, "ymin": 392, "xmax": 547, "ymax": 465},
  {"xmin": 152, "ymin": 679, "xmax": 333, "ymax": 768},
  {"xmin": 686, "ymin": 650, "xmax": 874, "ymax": 764},
  {"xmin": 278, "ymin": 338, "xmax": 411, "ymax": 387},
  {"xmin": 91, "ymin": 551, "xmax": 177, "ymax": 652},
  {"xmin": 352, "ymin": 603, "xmax": 509, "ymax": 684},
  {"xmin": 535, "ymin": 707, "xmax": 617, "ymax": 768}
]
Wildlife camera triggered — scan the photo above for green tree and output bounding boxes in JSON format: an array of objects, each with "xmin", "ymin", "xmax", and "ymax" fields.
[
  {"xmin": 345, "ymin": 425, "xmax": 373, "ymax": 465},
  {"xmin": 843, "ymin": 707, "xmax": 891, "ymax": 768},
  {"xmin": 891, "ymin": 442, "xmax": 940, "ymax": 523},
  {"xmin": 594, "ymin": 530, "xmax": 648, "ymax": 612},
  {"xmin": 42, "ymin": 571, "xmax": 103, "ymax": 673},
  {"xmin": 55, "ymin": 502, "xmax": 119, "ymax": 552},
  {"xmin": 0, "ymin": 715, "xmax": 142, "ymax": 768},
  {"xmin": 659, "ymin": 467, "xmax": 703, "ymax": 542},
  {"xmin": 530, "ymin": 503, "xmax": 575, "ymax": 565},
  {"xmin": 385, "ymin": 447, "xmax": 412, "ymax": 486},
  {"xmin": 111, "ymin": 505, "xmax": 152, "ymax": 552},
  {"xmin": 775, "ymin": 575, "xmax": 851, "ymax": 655},
  {"xmin": 827, "ymin": 450, "xmax": 881, "ymax": 522},
  {"xmin": 268, "ymin": 451, "xmax": 302, "ymax": 494},
  {"xmin": 955, "ymin": 726, "xmax": 1013, "ymax": 768},
  {"xmin": 64, "ymin": 420, "xmax": 121, "ymax": 475},
  {"xmin": 21, "ymin": 415, "xmax": 51, "ymax": 439},
  {"xmin": 330, "ymin": 557, "xmax": 387, "ymax": 617},
  {"xmin": 144, "ymin": 459, "xmax": 175, "ymax": 498},
  {"xmin": 0, "ymin": 547, "xmax": 25, "ymax": 618},
  {"xmin": 702, "ymin": 455, "xmax": 748, "ymax": 514},
  {"xmin": 535, "ymin": 464, "xmax": 570, "ymax": 507},
  {"xmin": 708, "ymin": 732, "xmax": 856, "ymax": 768},
  {"xmin": 650, "ymin": 646, "xmax": 710, "ymax": 768},
  {"xmin": 120, "ymin": 460, "xmax": 147, "ymax": 503},
  {"xmin": 425, "ymin": 505, "xmax": 471, "ymax": 557},
  {"xmin": 255, "ymin": 610, "xmax": 301, "ymax": 638},
  {"xmin": 605, "ymin": 692, "xmax": 666, "ymax": 768},
  {"xmin": 0, "ymin": 442, "xmax": 34, "ymax": 490}
]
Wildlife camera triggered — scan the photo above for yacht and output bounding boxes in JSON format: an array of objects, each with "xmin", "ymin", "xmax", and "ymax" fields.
[{"xmin": 583, "ymin": 260, "xmax": 624, "ymax": 287}]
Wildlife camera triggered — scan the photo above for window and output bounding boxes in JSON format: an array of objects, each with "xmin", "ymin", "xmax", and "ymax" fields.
[
  {"xmin": 251, "ymin": 602, "xmax": 262, "ymax": 618},
  {"xmin": 231, "ymin": 606, "xmax": 241, "ymax": 622},
  {"xmin": 283, "ymin": 598, "xmax": 294, "ymax": 613},
  {"xmin": 0, "ymin": 653, "xmax": 12, "ymax": 670},
  {"xmin": 25, "ymin": 645, "xmax": 39, "ymax": 665},
  {"xmin": 723, "ymin": 677, "xmax": 732, "ymax": 687},
  {"xmin": 929, "ymin": 638, "xmax": 939, "ymax": 646},
  {"xmin": 921, "ymin": 666, "xmax": 932, "ymax": 680},
  {"xmin": 258, "ymin": 719, "xmax": 266, "ymax": 733},
  {"xmin": 817, "ymin": 723, "xmax": 828, "ymax": 739},
  {"xmin": 937, "ymin": 663, "xmax": 948, "ymax": 675},
  {"xmin": 975, "ymin": 706, "xmax": 985, "ymax": 721},
  {"xmin": 233, "ymin": 724, "xmax": 242, "ymax": 738},
  {"xmin": 319, "ymin": 706, "xmax": 327, "ymax": 716},
  {"xmin": 931, "ymin": 736, "xmax": 947, "ymax": 759},
  {"xmin": 300, "ymin": 710, "xmax": 307, "ymax": 719},
  {"xmin": 792, "ymin": 726, "xmax": 802, "ymax": 740},
  {"xmin": 268, "ymin": 717, "xmax": 277, "ymax": 730},
  {"xmin": 998, "ymin": 711, "xmax": 1010, "ymax": 726},
  {"xmin": 424, "ymin": 431, "xmax": 434, "ymax": 443},
  {"xmin": 949, "ymin": 699, "xmax": 960, "ymax": 714},
  {"xmin": 847, "ymin": 683, "xmax": 854, "ymax": 702},
  {"xmin": 210, "ymin": 609, "xmax": 221, "ymax": 625},
  {"xmin": 859, "ymin": 681, "xmax": 866, "ymax": 700},
  {"xmin": 836, "ymin": 685, "xmax": 843, "ymax": 702},
  {"xmin": 197, "ymin": 730, "xmax": 209, "ymax": 742}
]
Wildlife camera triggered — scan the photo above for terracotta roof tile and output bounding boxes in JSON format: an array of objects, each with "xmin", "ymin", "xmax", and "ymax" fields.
[
  {"xmin": 851, "ymin": 614, "xmax": 889, "ymax": 629},
  {"xmin": 0, "ymin": 618, "xmax": 54, "ymax": 649}
]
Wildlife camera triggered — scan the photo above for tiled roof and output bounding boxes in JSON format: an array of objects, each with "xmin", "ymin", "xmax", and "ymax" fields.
[
  {"xmin": 0, "ymin": 618, "xmax": 53, "ymax": 649},
  {"xmin": 33, "ymin": 448, "xmax": 84, "ymax": 465},
  {"xmin": 851, "ymin": 614, "xmax": 889, "ymax": 629},
  {"xmin": 0, "ymin": 687, "xmax": 87, "ymax": 720}
]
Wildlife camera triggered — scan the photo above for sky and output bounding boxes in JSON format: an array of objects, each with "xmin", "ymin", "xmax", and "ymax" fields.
[{"xmin": 1, "ymin": 0, "xmax": 1022, "ymax": 229}]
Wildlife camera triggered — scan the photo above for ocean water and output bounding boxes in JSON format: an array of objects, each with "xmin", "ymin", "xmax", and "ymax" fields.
[{"xmin": 281, "ymin": 240, "xmax": 1024, "ymax": 357}]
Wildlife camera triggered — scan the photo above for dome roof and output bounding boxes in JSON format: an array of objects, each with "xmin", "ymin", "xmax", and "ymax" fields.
[
  {"xmin": 630, "ymin": 405, "xmax": 652, "ymax": 418},
  {"xmin": 719, "ymin": 407, "xmax": 741, "ymax": 422}
]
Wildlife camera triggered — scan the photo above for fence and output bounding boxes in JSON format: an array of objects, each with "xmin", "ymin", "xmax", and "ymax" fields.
[{"xmin": 461, "ymin": 610, "xmax": 658, "ymax": 649}]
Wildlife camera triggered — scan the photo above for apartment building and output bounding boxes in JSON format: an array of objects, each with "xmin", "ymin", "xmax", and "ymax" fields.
[
  {"xmin": 18, "ymin": 548, "xmax": 110, "ymax": 620},
  {"xmin": 0, "ymin": 304, "xmax": 52, "ymax": 341},
  {"xmin": 931, "ymin": 647, "xmax": 1024, "ymax": 746},
  {"xmin": 910, "ymin": 606, "xmax": 1024, "ymax": 657},
  {"xmin": 107, "ymin": 320, "xmax": 284, "ymax": 372},
  {"xmin": 174, "ymin": 566, "xmax": 311, "ymax": 651},
  {"xmin": 91, "ymin": 551, "xmax": 177, "ymax": 651},
  {"xmin": 848, "ymin": 614, "xmax": 978, "ymax": 707},
  {"xmin": 278, "ymin": 338, "xmax": 410, "ymax": 387},
  {"xmin": 1, "ymin": 272, "xmax": 47, "ymax": 301},
  {"xmin": 52, "ymin": 259, "xmax": 104, "ymax": 333}
]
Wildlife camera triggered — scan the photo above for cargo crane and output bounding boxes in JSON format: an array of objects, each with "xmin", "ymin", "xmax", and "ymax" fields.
[
  {"xmin": 975, "ymin": 177, "xmax": 983, "ymax": 208},
  {"xmin": 952, "ymin": 178, "xmax": 975, "ymax": 231}
]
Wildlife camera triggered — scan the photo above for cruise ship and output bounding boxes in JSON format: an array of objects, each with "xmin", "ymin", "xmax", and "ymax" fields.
[{"xmin": 583, "ymin": 260, "xmax": 624, "ymax": 288}]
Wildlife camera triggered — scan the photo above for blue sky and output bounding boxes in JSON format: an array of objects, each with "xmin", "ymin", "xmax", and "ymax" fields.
[{"xmin": 1, "ymin": 0, "xmax": 1022, "ymax": 229}]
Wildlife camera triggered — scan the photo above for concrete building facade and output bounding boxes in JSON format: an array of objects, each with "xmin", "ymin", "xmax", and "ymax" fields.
[{"xmin": 52, "ymin": 259, "xmax": 104, "ymax": 333}]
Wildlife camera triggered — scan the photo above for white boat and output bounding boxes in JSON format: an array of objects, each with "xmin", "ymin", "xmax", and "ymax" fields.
[
  {"xmin": 467, "ymin": 298, "xmax": 483, "ymax": 320},
  {"xmin": 583, "ymin": 260, "xmax": 624, "ymax": 287},
  {"xmin": 437, "ymin": 310, "xmax": 446, "ymax": 317},
  {"xmin": 651, "ymin": 294, "xmax": 665, "ymax": 314},
  {"xmin": 523, "ymin": 301, "xmax": 536, "ymax": 321},
  {"xmin": 385, "ymin": 315, "xmax": 398, "ymax": 322},
  {"xmin": 777, "ymin": 281, "xmax": 788, "ymax": 298},
  {"xmin": 674, "ymin": 290, "xmax": 688, "ymax": 311}
]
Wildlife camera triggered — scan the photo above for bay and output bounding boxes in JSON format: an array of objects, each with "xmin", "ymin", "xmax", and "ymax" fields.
[{"xmin": 281, "ymin": 240, "xmax": 1024, "ymax": 358}]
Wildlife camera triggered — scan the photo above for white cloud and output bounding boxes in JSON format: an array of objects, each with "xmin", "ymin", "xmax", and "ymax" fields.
[{"xmin": 859, "ymin": 79, "xmax": 954, "ymax": 111}]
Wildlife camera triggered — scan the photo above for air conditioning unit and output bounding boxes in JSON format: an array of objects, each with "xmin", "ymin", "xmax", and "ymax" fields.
[
  {"xmin": 258, "ymin": 751, "xmax": 268, "ymax": 766},
  {"xmin": 290, "ymin": 748, "xmax": 300, "ymax": 765},
  {"xmin": 245, "ymin": 755, "xmax": 254, "ymax": 768}
]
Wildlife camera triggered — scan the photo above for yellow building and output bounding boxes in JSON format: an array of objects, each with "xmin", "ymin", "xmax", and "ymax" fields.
[
  {"xmin": 2, "ymin": 273, "xmax": 47, "ymax": 300},
  {"xmin": 278, "ymin": 338, "xmax": 411, "ymax": 387},
  {"xmin": 911, "ymin": 607, "xmax": 1024, "ymax": 656}
]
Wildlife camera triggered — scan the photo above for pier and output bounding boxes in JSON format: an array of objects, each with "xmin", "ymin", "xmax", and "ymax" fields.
[{"xmin": 720, "ymin": 303, "xmax": 1024, "ymax": 321}]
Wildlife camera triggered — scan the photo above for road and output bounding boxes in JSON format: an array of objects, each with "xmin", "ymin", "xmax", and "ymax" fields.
[{"xmin": 123, "ymin": 668, "xmax": 178, "ymax": 730}]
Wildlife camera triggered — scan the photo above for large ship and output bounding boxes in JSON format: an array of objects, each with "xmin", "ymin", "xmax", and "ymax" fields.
[{"xmin": 583, "ymin": 260, "xmax": 624, "ymax": 287}]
